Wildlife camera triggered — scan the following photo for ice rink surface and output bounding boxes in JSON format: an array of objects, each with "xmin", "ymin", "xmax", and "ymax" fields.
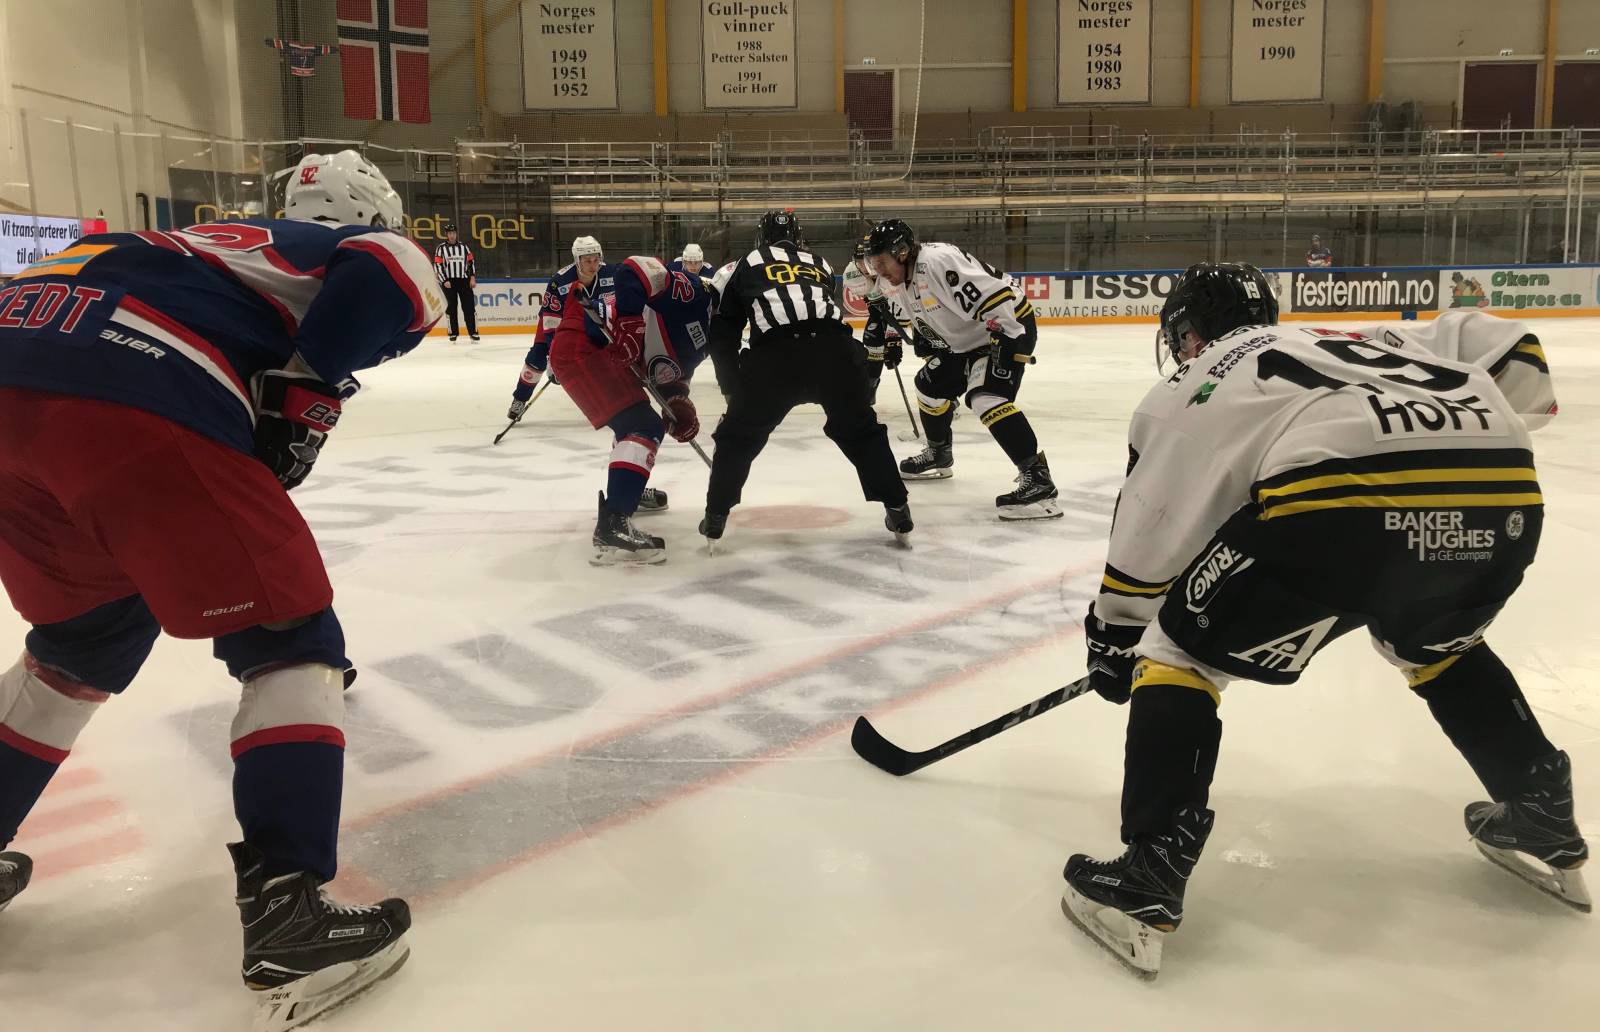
[{"xmin": 2, "ymin": 320, "xmax": 1598, "ymax": 1030}]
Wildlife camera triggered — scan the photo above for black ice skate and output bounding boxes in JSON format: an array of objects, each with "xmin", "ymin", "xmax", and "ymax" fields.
[
  {"xmin": 637, "ymin": 487, "xmax": 668, "ymax": 514},
  {"xmin": 1466, "ymin": 750, "xmax": 1591, "ymax": 912},
  {"xmin": 1061, "ymin": 806, "xmax": 1215, "ymax": 979},
  {"xmin": 899, "ymin": 442, "xmax": 953, "ymax": 481},
  {"xmin": 592, "ymin": 492, "xmax": 665, "ymax": 566},
  {"xmin": 884, "ymin": 503, "xmax": 914, "ymax": 547},
  {"xmin": 230, "ymin": 842, "xmax": 410, "ymax": 1032},
  {"xmin": 996, "ymin": 452, "xmax": 1063, "ymax": 521},
  {"xmin": 0, "ymin": 851, "xmax": 31, "ymax": 914},
  {"xmin": 700, "ymin": 510, "xmax": 729, "ymax": 555}
]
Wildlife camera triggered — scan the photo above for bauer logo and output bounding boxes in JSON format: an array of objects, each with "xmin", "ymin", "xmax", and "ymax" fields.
[{"xmin": 1185, "ymin": 542, "xmax": 1253, "ymax": 613}]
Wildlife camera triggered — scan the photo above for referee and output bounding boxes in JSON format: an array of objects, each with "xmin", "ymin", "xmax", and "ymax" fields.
[
  {"xmin": 433, "ymin": 223, "xmax": 478, "ymax": 341},
  {"xmin": 699, "ymin": 209, "xmax": 910, "ymax": 546}
]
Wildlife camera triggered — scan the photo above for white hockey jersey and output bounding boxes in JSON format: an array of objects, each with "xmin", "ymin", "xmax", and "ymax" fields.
[
  {"xmin": 874, "ymin": 242, "xmax": 1031, "ymax": 354},
  {"xmin": 1096, "ymin": 316, "xmax": 1554, "ymax": 627}
]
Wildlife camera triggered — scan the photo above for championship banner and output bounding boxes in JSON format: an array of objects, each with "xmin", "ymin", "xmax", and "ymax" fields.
[
  {"xmin": 1229, "ymin": 0, "xmax": 1325, "ymax": 103},
  {"xmin": 701, "ymin": 1, "xmax": 796, "ymax": 108},
  {"xmin": 1057, "ymin": 0, "xmax": 1152, "ymax": 105},
  {"xmin": 1, "ymin": 214, "xmax": 108, "ymax": 276},
  {"xmin": 521, "ymin": 0, "xmax": 618, "ymax": 110}
]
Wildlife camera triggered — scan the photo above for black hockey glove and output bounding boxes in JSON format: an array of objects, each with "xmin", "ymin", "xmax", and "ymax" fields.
[
  {"xmin": 252, "ymin": 368, "xmax": 343, "ymax": 491},
  {"xmin": 1084, "ymin": 603, "xmax": 1144, "ymax": 705},
  {"xmin": 912, "ymin": 333, "xmax": 934, "ymax": 359},
  {"xmin": 883, "ymin": 338, "xmax": 903, "ymax": 370}
]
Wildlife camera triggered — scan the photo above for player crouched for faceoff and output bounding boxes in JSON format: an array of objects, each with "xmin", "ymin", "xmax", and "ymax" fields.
[
  {"xmin": 1064, "ymin": 261, "xmax": 1582, "ymax": 979},
  {"xmin": 700, "ymin": 210, "xmax": 912, "ymax": 550},
  {"xmin": 0, "ymin": 151, "xmax": 442, "ymax": 1028},
  {"xmin": 540, "ymin": 245, "xmax": 712, "ymax": 564},
  {"xmin": 865, "ymin": 219, "xmax": 1058, "ymax": 519},
  {"xmin": 842, "ymin": 233, "xmax": 905, "ymax": 403}
]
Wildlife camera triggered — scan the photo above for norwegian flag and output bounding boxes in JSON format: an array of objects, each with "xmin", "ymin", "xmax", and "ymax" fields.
[{"xmin": 336, "ymin": 0, "xmax": 430, "ymax": 124}]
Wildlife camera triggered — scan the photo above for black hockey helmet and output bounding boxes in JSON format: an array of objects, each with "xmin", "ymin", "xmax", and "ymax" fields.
[
  {"xmin": 865, "ymin": 218, "xmax": 916, "ymax": 265},
  {"xmin": 758, "ymin": 208, "xmax": 802, "ymax": 248},
  {"xmin": 444, "ymin": 222, "xmax": 458, "ymax": 233},
  {"xmin": 1158, "ymin": 262, "xmax": 1278, "ymax": 364}
]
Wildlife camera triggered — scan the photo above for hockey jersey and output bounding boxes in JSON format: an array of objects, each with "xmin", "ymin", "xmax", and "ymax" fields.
[
  {"xmin": 1095, "ymin": 315, "xmax": 1553, "ymax": 628},
  {"xmin": 603, "ymin": 256, "xmax": 714, "ymax": 385},
  {"xmin": 0, "ymin": 220, "xmax": 445, "ymax": 454},
  {"xmin": 874, "ymin": 242, "xmax": 1032, "ymax": 354}
]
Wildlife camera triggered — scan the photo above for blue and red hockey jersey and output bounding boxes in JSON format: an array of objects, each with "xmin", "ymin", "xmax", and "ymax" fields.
[{"xmin": 0, "ymin": 219, "xmax": 446, "ymax": 453}]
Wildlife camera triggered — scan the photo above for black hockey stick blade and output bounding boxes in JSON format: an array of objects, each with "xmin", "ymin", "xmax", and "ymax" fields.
[{"xmin": 851, "ymin": 675, "xmax": 1096, "ymax": 776}]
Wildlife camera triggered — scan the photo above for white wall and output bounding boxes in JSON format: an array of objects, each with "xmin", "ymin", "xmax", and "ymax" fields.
[{"xmin": 1, "ymin": 0, "xmax": 245, "ymax": 229}]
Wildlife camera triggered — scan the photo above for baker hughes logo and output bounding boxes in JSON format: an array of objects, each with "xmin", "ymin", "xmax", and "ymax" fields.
[
  {"xmin": 1293, "ymin": 270, "xmax": 1437, "ymax": 313},
  {"xmin": 1384, "ymin": 510, "xmax": 1495, "ymax": 562}
]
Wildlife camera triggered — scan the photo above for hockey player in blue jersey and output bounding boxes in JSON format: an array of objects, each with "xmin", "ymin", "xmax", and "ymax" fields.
[
  {"xmin": 0, "ymin": 150, "xmax": 443, "ymax": 1030},
  {"xmin": 506, "ymin": 236, "xmax": 613, "ymax": 420},
  {"xmin": 565, "ymin": 255, "xmax": 712, "ymax": 564}
]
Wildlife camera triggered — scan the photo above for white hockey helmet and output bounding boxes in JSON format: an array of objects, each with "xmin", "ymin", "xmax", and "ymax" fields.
[
  {"xmin": 681, "ymin": 243, "xmax": 704, "ymax": 263},
  {"xmin": 284, "ymin": 150, "xmax": 404, "ymax": 229},
  {"xmin": 572, "ymin": 236, "xmax": 603, "ymax": 260}
]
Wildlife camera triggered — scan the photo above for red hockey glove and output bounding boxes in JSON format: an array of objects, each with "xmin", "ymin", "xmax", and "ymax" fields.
[
  {"xmin": 606, "ymin": 312, "xmax": 646, "ymax": 368},
  {"xmin": 252, "ymin": 368, "xmax": 343, "ymax": 490},
  {"xmin": 663, "ymin": 390, "xmax": 699, "ymax": 443}
]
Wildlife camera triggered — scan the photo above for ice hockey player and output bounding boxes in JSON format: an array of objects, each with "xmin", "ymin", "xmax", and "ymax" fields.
[
  {"xmin": 541, "ymin": 249, "xmax": 713, "ymax": 564},
  {"xmin": 865, "ymin": 219, "xmax": 1057, "ymax": 519},
  {"xmin": 0, "ymin": 150, "xmax": 439, "ymax": 1027},
  {"xmin": 701, "ymin": 210, "xmax": 911, "ymax": 548},
  {"xmin": 842, "ymin": 233, "xmax": 905, "ymax": 401},
  {"xmin": 507, "ymin": 237, "xmax": 610, "ymax": 416},
  {"xmin": 668, "ymin": 243, "xmax": 708, "ymax": 279},
  {"xmin": 1064, "ymin": 261, "xmax": 1582, "ymax": 980}
]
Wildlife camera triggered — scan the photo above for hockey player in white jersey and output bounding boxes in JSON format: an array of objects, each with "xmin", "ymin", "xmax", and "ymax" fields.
[
  {"xmin": 865, "ymin": 219, "xmax": 1058, "ymax": 519},
  {"xmin": 842, "ymin": 234, "xmax": 905, "ymax": 400},
  {"xmin": 1063, "ymin": 262, "xmax": 1584, "ymax": 979}
]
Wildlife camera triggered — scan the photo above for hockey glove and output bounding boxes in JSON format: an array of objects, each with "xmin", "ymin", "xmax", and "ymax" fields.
[
  {"xmin": 1084, "ymin": 602, "xmax": 1144, "ymax": 705},
  {"xmin": 252, "ymin": 368, "xmax": 342, "ymax": 491},
  {"xmin": 988, "ymin": 319, "xmax": 1037, "ymax": 369},
  {"xmin": 912, "ymin": 334, "xmax": 935, "ymax": 359},
  {"xmin": 883, "ymin": 338, "xmax": 903, "ymax": 370},
  {"xmin": 507, "ymin": 397, "xmax": 531, "ymax": 421},
  {"xmin": 606, "ymin": 312, "xmax": 646, "ymax": 369},
  {"xmin": 662, "ymin": 388, "xmax": 699, "ymax": 443}
]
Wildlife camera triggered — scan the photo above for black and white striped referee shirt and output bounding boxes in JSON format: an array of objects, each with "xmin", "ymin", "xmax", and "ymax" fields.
[
  {"xmin": 433, "ymin": 241, "xmax": 474, "ymax": 281},
  {"xmin": 708, "ymin": 245, "xmax": 842, "ymax": 348}
]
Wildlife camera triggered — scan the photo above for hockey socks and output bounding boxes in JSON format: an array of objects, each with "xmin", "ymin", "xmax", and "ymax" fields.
[
  {"xmin": 1120, "ymin": 674, "xmax": 1223, "ymax": 842},
  {"xmin": 230, "ymin": 664, "xmax": 347, "ymax": 881},
  {"xmin": 916, "ymin": 398, "xmax": 955, "ymax": 447},
  {"xmin": 0, "ymin": 653, "xmax": 111, "ymax": 848},
  {"xmin": 978, "ymin": 401, "xmax": 1040, "ymax": 468},
  {"xmin": 1410, "ymin": 642, "xmax": 1556, "ymax": 801},
  {"xmin": 606, "ymin": 434, "xmax": 661, "ymax": 516}
]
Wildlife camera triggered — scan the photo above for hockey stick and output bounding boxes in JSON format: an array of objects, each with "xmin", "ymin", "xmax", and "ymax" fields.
[
  {"xmin": 493, "ymin": 375, "xmax": 552, "ymax": 445},
  {"xmin": 892, "ymin": 365, "xmax": 922, "ymax": 443},
  {"xmin": 851, "ymin": 674, "xmax": 1096, "ymax": 776}
]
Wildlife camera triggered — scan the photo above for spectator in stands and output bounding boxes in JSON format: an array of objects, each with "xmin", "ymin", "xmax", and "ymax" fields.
[{"xmin": 1305, "ymin": 235, "xmax": 1334, "ymax": 267}]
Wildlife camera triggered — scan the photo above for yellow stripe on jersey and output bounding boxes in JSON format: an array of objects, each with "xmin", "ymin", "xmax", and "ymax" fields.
[
  {"xmin": 1100, "ymin": 574, "xmax": 1173, "ymax": 597},
  {"xmin": 1406, "ymin": 653, "xmax": 1463, "ymax": 689},
  {"xmin": 918, "ymin": 398, "xmax": 953, "ymax": 417},
  {"xmin": 1256, "ymin": 466, "xmax": 1538, "ymax": 502},
  {"xmin": 1131, "ymin": 661, "xmax": 1221, "ymax": 707},
  {"xmin": 1261, "ymin": 491, "xmax": 1543, "ymax": 520},
  {"xmin": 11, "ymin": 243, "xmax": 115, "ymax": 280},
  {"xmin": 1015, "ymin": 300, "xmax": 1035, "ymax": 319},
  {"xmin": 975, "ymin": 289, "xmax": 1016, "ymax": 318},
  {"xmin": 1514, "ymin": 341, "xmax": 1547, "ymax": 363}
]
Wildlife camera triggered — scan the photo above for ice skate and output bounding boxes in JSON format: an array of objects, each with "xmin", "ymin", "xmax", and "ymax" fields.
[
  {"xmin": 1466, "ymin": 751, "xmax": 1591, "ymax": 912},
  {"xmin": 884, "ymin": 503, "xmax": 914, "ymax": 547},
  {"xmin": 637, "ymin": 487, "xmax": 668, "ymax": 514},
  {"xmin": 231, "ymin": 843, "xmax": 410, "ymax": 1032},
  {"xmin": 997, "ymin": 451, "xmax": 1063, "ymax": 520},
  {"xmin": 591, "ymin": 492, "xmax": 665, "ymax": 566},
  {"xmin": 700, "ymin": 509, "xmax": 728, "ymax": 555},
  {"xmin": 0, "ymin": 851, "xmax": 31, "ymax": 915},
  {"xmin": 899, "ymin": 441, "xmax": 953, "ymax": 481},
  {"xmin": 1061, "ymin": 806, "xmax": 1214, "ymax": 979}
]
